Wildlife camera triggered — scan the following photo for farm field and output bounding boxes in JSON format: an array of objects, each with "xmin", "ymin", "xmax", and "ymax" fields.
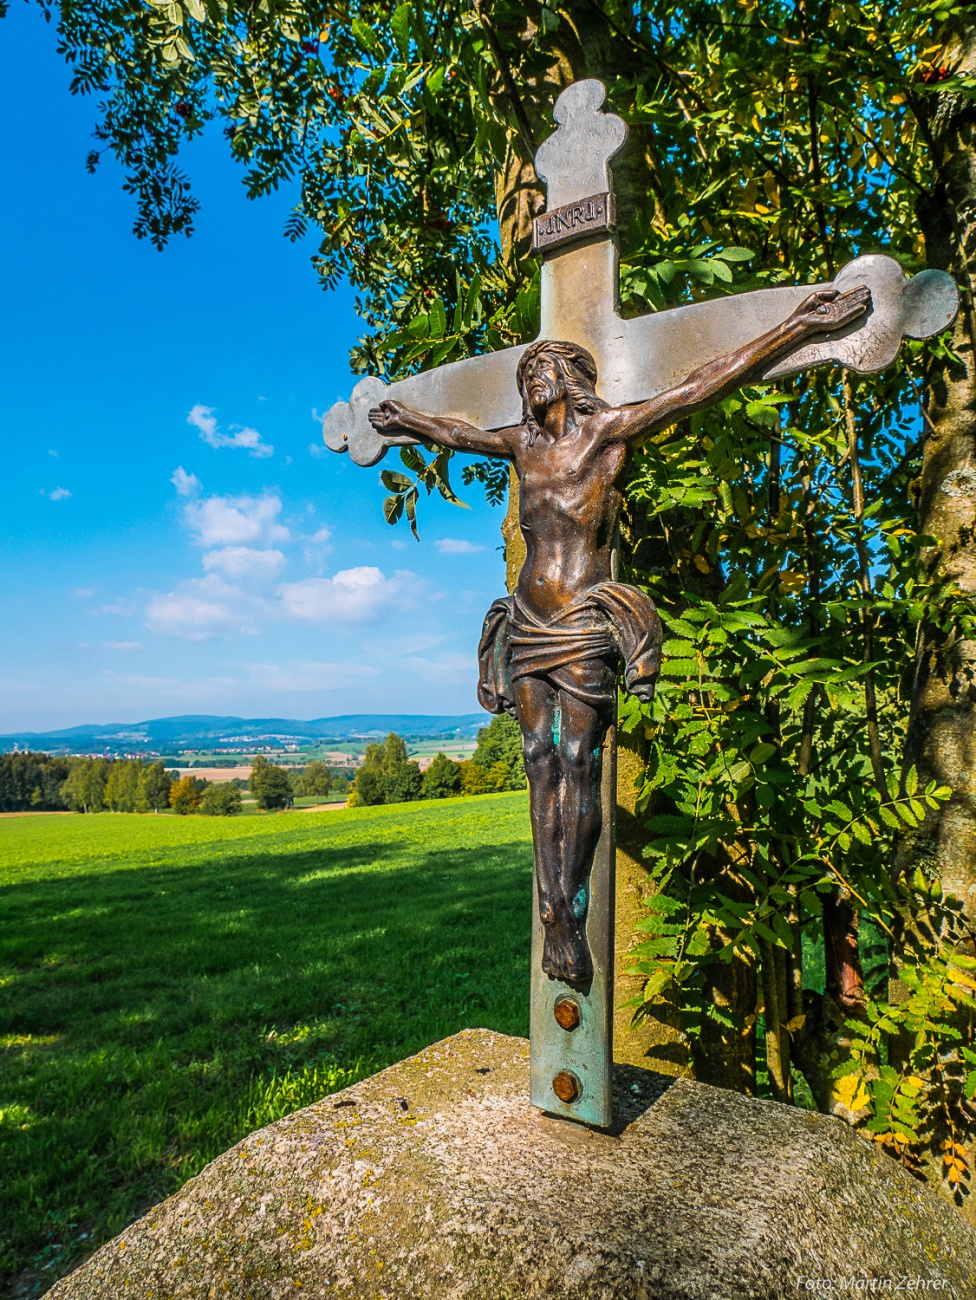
[
  {"xmin": 0, "ymin": 794, "xmax": 532, "ymax": 1297},
  {"xmin": 408, "ymin": 739, "xmax": 478, "ymax": 763}
]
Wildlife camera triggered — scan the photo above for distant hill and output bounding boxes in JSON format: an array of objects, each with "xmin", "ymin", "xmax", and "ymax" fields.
[{"xmin": 0, "ymin": 713, "xmax": 490, "ymax": 755}]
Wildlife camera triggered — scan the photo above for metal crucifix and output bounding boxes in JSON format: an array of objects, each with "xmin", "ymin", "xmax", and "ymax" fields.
[{"xmin": 322, "ymin": 79, "xmax": 957, "ymax": 1128}]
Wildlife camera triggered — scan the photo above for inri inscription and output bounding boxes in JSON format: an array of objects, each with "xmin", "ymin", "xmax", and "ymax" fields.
[{"xmin": 533, "ymin": 192, "xmax": 615, "ymax": 252}]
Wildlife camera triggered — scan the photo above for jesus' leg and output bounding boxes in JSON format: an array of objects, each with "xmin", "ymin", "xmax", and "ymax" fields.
[
  {"xmin": 515, "ymin": 665, "xmax": 613, "ymax": 984},
  {"xmin": 542, "ymin": 660, "xmax": 614, "ymax": 982},
  {"xmin": 556, "ymin": 680, "xmax": 610, "ymax": 936},
  {"xmin": 513, "ymin": 674, "xmax": 564, "ymax": 932}
]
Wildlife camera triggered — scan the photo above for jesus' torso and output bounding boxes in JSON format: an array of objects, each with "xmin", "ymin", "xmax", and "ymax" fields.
[{"xmin": 512, "ymin": 415, "xmax": 628, "ymax": 622}]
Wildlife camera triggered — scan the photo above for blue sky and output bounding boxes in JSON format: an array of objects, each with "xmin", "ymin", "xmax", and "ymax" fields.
[{"xmin": 0, "ymin": 4, "xmax": 507, "ymax": 732}]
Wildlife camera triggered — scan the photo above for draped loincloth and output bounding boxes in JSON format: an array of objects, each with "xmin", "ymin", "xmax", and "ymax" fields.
[{"xmin": 477, "ymin": 581, "xmax": 663, "ymax": 715}]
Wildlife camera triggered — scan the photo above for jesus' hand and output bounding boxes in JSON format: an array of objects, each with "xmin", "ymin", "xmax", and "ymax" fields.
[
  {"xmin": 367, "ymin": 400, "xmax": 425, "ymax": 444},
  {"xmin": 790, "ymin": 285, "xmax": 872, "ymax": 336}
]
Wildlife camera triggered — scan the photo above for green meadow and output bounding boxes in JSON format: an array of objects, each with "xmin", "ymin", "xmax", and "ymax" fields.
[{"xmin": 0, "ymin": 795, "xmax": 532, "ymax": 1296}]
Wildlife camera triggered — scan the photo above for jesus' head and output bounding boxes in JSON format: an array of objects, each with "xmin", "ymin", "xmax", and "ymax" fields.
[{"xmin": 516, "ymin": 340, "xmax": 608, "ymax": 437}]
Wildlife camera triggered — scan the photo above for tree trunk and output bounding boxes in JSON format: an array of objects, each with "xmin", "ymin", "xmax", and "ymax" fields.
[
  {"xmin": 892, "ymin": 14, "xmax": 976, "ymax": 1220},
  {"xmin": 901, "ymin": 15, "xmax": 976, "ymax": 941},
  {"xmin": 693, "ymin": 901, "xmax": 758, "ymax": 1095},
  {"xmin": 794, "ymin": 888, "xmax": 870, "ymax": 1122}
]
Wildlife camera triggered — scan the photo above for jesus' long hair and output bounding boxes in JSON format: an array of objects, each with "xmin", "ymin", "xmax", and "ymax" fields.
[{"xmin": 516, "ymin": 340, "xmax": 609, "ymax": 441}]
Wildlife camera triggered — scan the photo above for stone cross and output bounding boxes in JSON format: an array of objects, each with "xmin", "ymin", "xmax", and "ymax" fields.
[{"xmin": 322, "ymin": 80, "xmax": 957, "ymax": 1128}]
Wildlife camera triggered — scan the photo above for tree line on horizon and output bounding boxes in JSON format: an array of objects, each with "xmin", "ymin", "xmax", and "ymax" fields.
[
  {"xmin": 0, "ymin": 721, "xmax": 524, "ymax": 816},
  {"xmin": 0, "ymin": 752, "xmax": 353, "ymax": 816},
  {"xmin": 348, "ymin": 716, "xmax": 526, "ymax": 807}
]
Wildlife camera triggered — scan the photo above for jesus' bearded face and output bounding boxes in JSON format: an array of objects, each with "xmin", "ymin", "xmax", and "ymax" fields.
[{"xmin": 524, "ymin": 355, "xmax": 566, "ymax": 416}]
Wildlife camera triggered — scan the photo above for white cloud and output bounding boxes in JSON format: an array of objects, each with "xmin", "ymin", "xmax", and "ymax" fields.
[
  {"xmin": 184, "ymin": 493, "xmax": 290, "ymax": 548},
  {"xmin": 146, "ymin": 574, "xmax": 263, "ymax": 640},
  {"xmin": 48, "ymin": 449, "xmax": 59, "ymax": 458},
  {"xmin": 73, "ymin": 588, "xmax": 95, "ymax": 599},
  {"xmin": 390, "ymin": 539, "xmax": 408, "ymax": 550},
  {"xmin": 435, "ymin": 538, "xmax": 486, "ymax": 554},
  {"xmin": 98, "ymin": 599, "xmax": 134, "ymax": 617},
  {"xmin": 278, "ymin": 567, "xmax": 423, "ymax": 623},
  {"xmin": 40, "ymin": 487, "xmax": 71, "ymax": 501},
  {"xmin": 102, "ymin": 640, "xmax": 142, "ymax": 652},
  {"xmin": 202, "ymin": 546, "xmax": 287, "ymax": 584},
  {"xmin": 171, "ymin": 466, "xmax": 202, "ymax": 497},
  {"xmin": 188, "ymin": 404, "xmax": 217, "ymax": 441},
  {"xmin": 146, "ymin": 565, "xmax": 420, "ymax": 639},
  {"xmin": 308, "ymin": 442, "xmax": 328, "ymax": 459},
  {"xmin": 188, "ymin": 404, "xmax": 273, "ymax": 459},
  {"xmin": 309, "ymin": 527, "xmax": 332, "ymax": 544}
]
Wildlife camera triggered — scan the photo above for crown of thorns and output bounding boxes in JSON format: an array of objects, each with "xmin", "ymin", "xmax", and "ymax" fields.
[{"xmin": 516, "ymin": 340, "xmax": 599, "ymax": 394}]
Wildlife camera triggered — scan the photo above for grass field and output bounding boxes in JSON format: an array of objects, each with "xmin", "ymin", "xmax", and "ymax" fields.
[{"xmin": 0, "ymin": 794, "xmax": 532, "ymax": 1297}]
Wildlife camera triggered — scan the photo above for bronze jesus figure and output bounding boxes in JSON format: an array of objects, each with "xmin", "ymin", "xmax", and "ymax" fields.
[{"xmin": 370, "ymin": 284, "xmax": 870, "ymax": 984}]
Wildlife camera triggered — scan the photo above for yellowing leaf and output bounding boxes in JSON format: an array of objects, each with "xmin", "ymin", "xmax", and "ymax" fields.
[
  {"xmin": 833, "ymin": 1072, "xmax": 870, "ymax": 1112},
  {"xmin": 779, "ymin": 570, "xmax": 806, "ymax": 593}
]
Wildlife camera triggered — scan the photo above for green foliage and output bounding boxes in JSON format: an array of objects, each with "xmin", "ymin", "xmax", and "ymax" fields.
[
  {"xmin": 382, "ymin": 732, "xmax": 409, "ymax": 769},
  {"xmin": 139, "ymin": 760, "xmax": 175, "ymax": 813},
  {"xmin": 249, "ymin": 754, "xmax": 294, "ymax": 810},
  {"xmin": 293, "ymin": 760, "xmax": 333, "ymax": 797},
  {"xmin": 459, "ymin": 758, "xmax": 490, "ymax": 796},
  {"xmin": 249, "ymin": 758, "xmax": 293, "ymax": 811},
  {"xmin": 0, "ymin": 794, "xmax": 531, "ymax": 1293},
  {"xmin": 471, "ymin": 713, "xmax": 526, "ymax": 790},
  {"xmin": 381, "ymin": 443, "xmax": 470, "ymax": 541},
  {"xmin": 349, "ymin": 765, "xmax": 383, "ymax": 807},
  {"xmin": 0, "ymin": 753, "xmax": 71, "ymax": 812},
  {"xmin": 61, "ymin": 758, "xmax": 109, "ymax": 814},
  {"xmin": 830, "ymin": 877, "xmax": 976, "ymax": 1161},
  {"xmin": 420, "ymin": 751, "xmax": 462, "ymax": 798},
  {"xmin": 248, "ymin": 753, "xmax": 269, "ymax": 795},
  {"xmin": 351, "ymin": 733, "xmax": 422, "ymax": 806},
  {"xmin": 383, "ymin": 757, "xmax": 424, "ymax": 804},
  {"xmin": 198, "ymin": 783, "xmax": 243, "ymax": 816},
  {"xmin": 55, "ymin": 757, "xmax": 175, "ymax": 815},
  {"xmin": 620, "ymin": 364, "xmax": 960, "ymax": 1103},
  {"xmin": 104, "ymin": 758, "xmax": 142, "ymax": 812}
]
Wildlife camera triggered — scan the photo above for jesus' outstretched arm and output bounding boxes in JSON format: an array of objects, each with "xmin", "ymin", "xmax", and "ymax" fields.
[
  {"xmin": 597, "ymin": 285, "xmax": 872, "ymax": 445},
  {"xmin": 368, "ymin": 400, "xmax": 518, "ymax": 458}
]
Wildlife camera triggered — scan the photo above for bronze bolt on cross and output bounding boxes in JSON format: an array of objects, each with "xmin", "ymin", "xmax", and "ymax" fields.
[{"xmin": 323, "ymin": 80, "xmax": 958, "ymax": 1128}]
